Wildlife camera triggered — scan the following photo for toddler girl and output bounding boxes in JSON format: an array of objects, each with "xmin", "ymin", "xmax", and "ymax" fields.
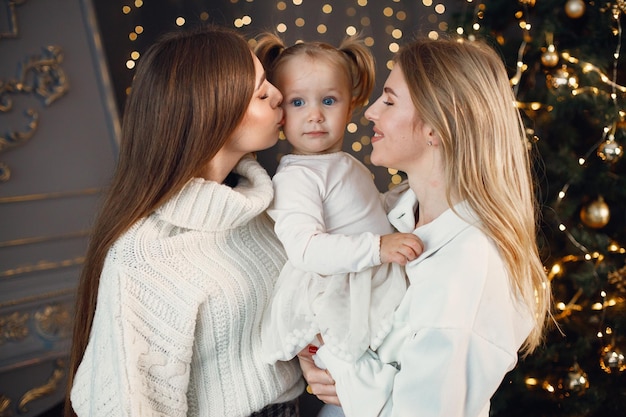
[{"xmin": 255, "ymin": 33, "xmax": 423, "ymax": 368}]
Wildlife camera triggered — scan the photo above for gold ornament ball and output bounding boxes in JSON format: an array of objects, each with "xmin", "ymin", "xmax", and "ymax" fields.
[
  {"xmin": 546, "ymin": 65, "xmax": 578, "ymax": 90},
  {"xmin": 580, "ymin": 196, "xmax": 610, "ymax": 228},
  {"xmin": 562, "ymin": 362, "xmax": 589, "ymax": 395},
  {"xmin": 541, "ymin": 50, "xmax": 559, "ymax": 67},
  {"xmin": 618, "ymin": 0, "xmax": 626, "ymax": 14},
  {"xmin": 600, "ymin": 344, "xmax": 626, "ymax": 374},
  {"xmin": 565, "ymin": 0, "xmax": 586, "ymax": 18},
  {"xmin": 597, "ymin": 139, "xmax": 623, "ymax": 163}
]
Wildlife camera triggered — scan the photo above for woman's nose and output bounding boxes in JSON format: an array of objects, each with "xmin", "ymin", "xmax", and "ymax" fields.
[
  {"xmin": 269, "ymin": 83, "xmax": 283, "ymax": 107},
  {"xmin": 274, "ymin": 91, "xmax": 283, "ymax": 108}
]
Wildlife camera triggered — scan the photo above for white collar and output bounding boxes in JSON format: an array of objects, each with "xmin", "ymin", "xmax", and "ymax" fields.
[
  {"xmin": 388, "ymin": 191, "xmax": 480, "ymax": 264},
  {"xmin": 155, "ymin": 155, "xmax": 273, "ymax": 232}
]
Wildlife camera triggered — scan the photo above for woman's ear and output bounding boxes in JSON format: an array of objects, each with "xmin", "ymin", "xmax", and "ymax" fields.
[{"xmin": 424, "ymin": 124, "xmax": 440, "ymax": 147}]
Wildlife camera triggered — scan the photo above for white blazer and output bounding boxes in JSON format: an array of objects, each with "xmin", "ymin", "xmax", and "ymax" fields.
[{"xmin": 316, "ymin": 190, "xmax": 534, "ymax": 417}]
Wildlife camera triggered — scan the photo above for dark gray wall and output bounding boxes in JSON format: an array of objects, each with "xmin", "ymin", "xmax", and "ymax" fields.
[{"xmin": 0, "ymin": 0, "xmax": 118, "ymax": 415}]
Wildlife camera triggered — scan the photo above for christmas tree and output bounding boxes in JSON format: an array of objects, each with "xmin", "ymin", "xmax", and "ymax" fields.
[{"xmin": 451, "ymin": 1, "xmax": 626, "ymax": 415}]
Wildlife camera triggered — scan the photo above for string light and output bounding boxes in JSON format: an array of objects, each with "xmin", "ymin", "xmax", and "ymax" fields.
[
  {"xmin": 562, "ymin": 53, "xmax": 626, "ymax": 94},
  {"xmin": 549, "ymin": 9, "xmax": 625, "ymax": 262},
  {"xmin": 115, "ymin": 1, "xmax": 449, "ymax": 190},
  {"xmin": 477, "ymin": 1, "xmax": 626, "ymax": 353}
]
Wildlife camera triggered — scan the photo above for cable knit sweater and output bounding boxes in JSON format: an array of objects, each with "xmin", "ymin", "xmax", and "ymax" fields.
[{"xmin": 70, "ymin": 156, "xmax": 304, "ymax": 417}]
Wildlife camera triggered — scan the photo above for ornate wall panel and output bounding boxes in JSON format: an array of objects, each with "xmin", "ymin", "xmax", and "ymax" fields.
[{"xmin": 0, "ymin": 0, "xmax": 119, "ymax": 415}]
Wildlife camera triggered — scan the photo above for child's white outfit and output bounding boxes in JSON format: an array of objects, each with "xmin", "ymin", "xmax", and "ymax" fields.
[{"xmin": 261, "ymin": 151, "xmax": 407, "ymax": 364}]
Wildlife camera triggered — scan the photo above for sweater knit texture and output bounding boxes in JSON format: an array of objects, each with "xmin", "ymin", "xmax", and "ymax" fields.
[{"xmin": 71, "ymin": 156, "xmax": 304, "ymax": 417}]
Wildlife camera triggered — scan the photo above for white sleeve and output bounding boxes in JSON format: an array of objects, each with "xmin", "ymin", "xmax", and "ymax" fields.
[
  {"xmin": 269, "ymin": 168, "xmax": 381, "ymax": 275},
  {"xmin": 315, "ymin": 346, "xmax": 397, "ymax": 417},
  {"xmin": 71, "ymin": 264, "xmax": 196, "ymax": 417},
  {"xmin": 317, "ymin": 327, "xmax": 514, "ymax": 417},
  {"xmin": 388, "ymin": 328, "xmax": 512, "ymax": 417}
]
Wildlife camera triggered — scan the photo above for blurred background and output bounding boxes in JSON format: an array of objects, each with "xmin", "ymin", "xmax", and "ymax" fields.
[{"xmin": 1, "ymin": 0, "xmax": 625, "ymax": 416}]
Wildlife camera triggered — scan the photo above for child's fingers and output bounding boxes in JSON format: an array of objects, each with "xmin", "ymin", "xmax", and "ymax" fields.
[
  {"xmin": 400, "ymin": 245, "xmax": 419, "ymax": 262},
  {"xmin": 405, "ymin": 234, "xmax": 424, "ymax": 253},
  {"xmin": 380, "ymin": 233, "xmax": 424, "ymax": 264}
]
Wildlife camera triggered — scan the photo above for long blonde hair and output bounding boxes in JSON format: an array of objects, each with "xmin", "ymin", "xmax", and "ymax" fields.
[
  {"xmin": 396, "ymin": 37, "xmax": 550, "ymax": 355},
  {"xmin": 254, "ymin": 32, "xmax": 375, "ymax": 114},
  {"xmin": 65, "ymin": 26, "xmax": 256, "ymax": 416}
]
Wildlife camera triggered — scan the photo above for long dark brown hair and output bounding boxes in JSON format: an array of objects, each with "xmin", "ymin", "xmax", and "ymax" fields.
[{"xmin": 64, "ymin": 25, "xmax": 256, "ymax": 416}]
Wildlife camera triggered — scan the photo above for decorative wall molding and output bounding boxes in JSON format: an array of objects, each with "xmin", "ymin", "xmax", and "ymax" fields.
[
  {"xmin": 0, "ymin": 311, "xmax": 28, "ymax": 345},
  {"xmin": 0, "ymin": 45, "xmax": 69, "ymax": 183},
  {"xmin": 0, "ymin": 0, "xmax": 26, "ymax": 40},
  {"xmin": 0, "ymin": 0, "xmax": 118, "ymax": 414},
  {"xmin": 17, "ymin": 359, "xmax": 65, "ymax": 414}
]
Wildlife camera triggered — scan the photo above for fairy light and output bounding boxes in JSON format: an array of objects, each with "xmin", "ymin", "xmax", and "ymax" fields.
[
  {"xmin": 455, "ymin": 0, "xmax": 483, "ymax": 39},
  {"xmin": 550, "ymin": 108, "xmax": 622, "ymax": 260},
  {"xmin": 525, "ymin": 377, "xmax": 539, "ymax": 387},
  {"xmin": 510, "ymin": 1, "xmax": 533, "ymax": 96},
  {"xmin": 562, "ymin": 53, "xmax": 626, "ymax": 93},
  {"xmin": 515, "ymin": 101, "xmax": 553, "ymax": 112},
  {"xmin": 610, "ymin": 8, "xmax": 623, "ymax": 107}
]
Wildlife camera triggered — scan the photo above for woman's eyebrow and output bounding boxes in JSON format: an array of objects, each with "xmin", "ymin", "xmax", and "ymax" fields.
[{"xmin": 383, "ymin": 86, "xmax": 397, "ymax": 96}]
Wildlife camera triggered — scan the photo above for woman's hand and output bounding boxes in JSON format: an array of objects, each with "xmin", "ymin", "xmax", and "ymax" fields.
[{"xmin": 297, "ymin": 345, "xmax": 341, "ymax": 406}]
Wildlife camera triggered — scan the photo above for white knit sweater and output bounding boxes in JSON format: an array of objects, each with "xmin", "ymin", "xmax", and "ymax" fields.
[{"xmin": 71, "ymin": 156, "xmax": 304, "ymax": 417}]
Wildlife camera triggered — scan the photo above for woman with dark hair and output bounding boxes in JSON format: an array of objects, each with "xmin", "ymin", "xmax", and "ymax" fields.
[{"xmin": 66, "ymin": 26, "xmax": 303, "ymax": 417}]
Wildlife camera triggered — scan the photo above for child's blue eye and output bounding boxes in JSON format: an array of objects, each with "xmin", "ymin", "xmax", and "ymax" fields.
[
  {"xmin": 292, "ymin": 98, "xmax": 304, "ymax": 107},
  {"xmin": 322, "ymin": 97, "xmax": 335, "ymax": 105}
]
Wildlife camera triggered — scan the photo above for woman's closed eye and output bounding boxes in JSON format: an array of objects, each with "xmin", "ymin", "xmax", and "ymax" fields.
[{"xmin": 257, "ymin": 85, "xmax": 269, "ymax": 100}]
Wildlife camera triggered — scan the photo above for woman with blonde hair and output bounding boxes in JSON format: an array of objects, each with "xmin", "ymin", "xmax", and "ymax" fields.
[
  {"xmin": 66, "ymin": 26, "xmax": 303, "ymax": 417},
  {"xmin": 299, "ymin": 36, "xmax": 551, "ymax": 417}
]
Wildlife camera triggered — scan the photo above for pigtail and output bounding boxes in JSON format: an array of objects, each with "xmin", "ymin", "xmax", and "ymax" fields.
[
  {"xmin": 254, "ymin": 32, "xmax": 375, "ymax": 114},
  {"xmin": 339, "ymin": 36, "xmax": 376, "ymax": 111},
  {"xmin": 254, "ymin": 32, "xmax": 286, "ymax": 78}
]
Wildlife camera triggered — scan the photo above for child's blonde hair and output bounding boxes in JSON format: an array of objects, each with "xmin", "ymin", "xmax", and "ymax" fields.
[{"xmin": 255, "ymin": 32, "xmax": 375, "ymax": 114}]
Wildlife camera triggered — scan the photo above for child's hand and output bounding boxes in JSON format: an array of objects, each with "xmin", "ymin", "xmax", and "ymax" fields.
[{"xmin": 380, "ymin": 233, "xmax": 424, "ymax": 265}]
